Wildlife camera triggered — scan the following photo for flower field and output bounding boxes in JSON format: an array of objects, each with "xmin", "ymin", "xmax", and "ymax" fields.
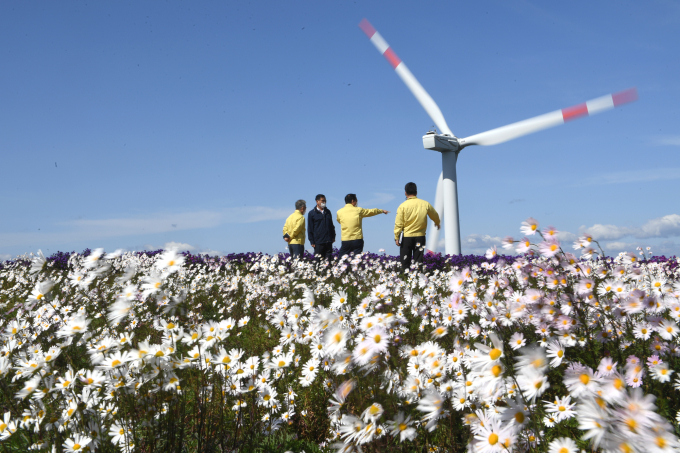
[{"xmin": 0, "ymin": 219, "xmax": 679, "ymax": 452}]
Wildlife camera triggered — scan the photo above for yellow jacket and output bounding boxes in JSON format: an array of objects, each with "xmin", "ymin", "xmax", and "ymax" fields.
[
  {"xmin": 394, "ymin": 197, "xmax": 440, "ymax": 240},
  {"xmin": 283, "ymin": 210, "xmax": 306, "ymax": 245},
  {"xmin": 336, "ymin": 204, "xmax": 383, "ymax": 241}
]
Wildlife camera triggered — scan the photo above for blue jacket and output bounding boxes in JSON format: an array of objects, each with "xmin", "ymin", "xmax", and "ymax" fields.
[{"xmin": 308, "ymin": 207, "xmax": 336, "ymax": 245}]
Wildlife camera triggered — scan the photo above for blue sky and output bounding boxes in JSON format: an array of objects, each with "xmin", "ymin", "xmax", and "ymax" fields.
[{"xmin": 2, "ymin": 0, "xmax": 680, "ymax": 260}]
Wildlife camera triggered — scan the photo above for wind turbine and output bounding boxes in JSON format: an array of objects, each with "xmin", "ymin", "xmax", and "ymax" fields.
[{"xmin": 358, "ymin": 19, "xmax": 638, "ymax": 256}]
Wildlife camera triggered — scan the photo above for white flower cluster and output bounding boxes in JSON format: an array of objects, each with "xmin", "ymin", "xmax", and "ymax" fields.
[{"xmin": 0, "ymin": 218, "xmax": 679, "ymax": 452}]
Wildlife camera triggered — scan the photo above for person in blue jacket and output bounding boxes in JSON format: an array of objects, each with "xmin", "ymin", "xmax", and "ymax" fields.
[{"xmin": 308, "ymin": 194, "xmax": 336, "ymax": 260}]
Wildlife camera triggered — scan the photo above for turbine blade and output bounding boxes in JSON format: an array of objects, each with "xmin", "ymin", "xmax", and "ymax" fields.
[
  {"xmin": 426, "ymin": 173, "xmax": 444, "ymax": 254},
  {"xmin": 459, "ymin": 88, "xmax": 638, "ymax": 147},
  {"xmin": 359, "ymin": 19, "xmax": 454, "ymax": 137}
]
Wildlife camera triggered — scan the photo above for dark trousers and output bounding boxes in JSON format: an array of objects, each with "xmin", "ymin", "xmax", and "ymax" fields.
[
  {"xmin": 314, "ymin": 242, "xmax": 333, "ymax": 259},
  {"xmin": 289, "ymin": 244, "xmax": 304, "ymax": 259},
  {"xmin": 400, "ymin": 236, "xmax": 426, "ymax": 270},
  {"xmin": 339, "ymin": 239, "xmax": 364, "ymax": 257}
]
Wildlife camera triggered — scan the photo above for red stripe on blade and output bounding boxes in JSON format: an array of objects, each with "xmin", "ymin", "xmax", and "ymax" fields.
[
  {"xmin": 562, "ymin": 103, "xmax": 589, "ymax": 122},
  {"xmin": 612, "ymin": 87, "xmax": 638, "ymax": 106},
  {"xmin": 359, "ymin": 19, "xmax": 376, "ymax": 38},
  {"xmin": 383, "ymin": 47, "xmax": 401, "ymax": 69}
]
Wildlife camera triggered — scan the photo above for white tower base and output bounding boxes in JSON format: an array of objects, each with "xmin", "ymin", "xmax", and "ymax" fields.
[{"xmin": 441, "ymin": 150, "xmax": 461, "ymax": 255}]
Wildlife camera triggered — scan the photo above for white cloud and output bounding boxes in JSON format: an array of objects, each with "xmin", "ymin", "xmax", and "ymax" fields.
[
  {"xmin": 649, "ymin": 240, "xmax": 680, "ymax": 256},
  {"xmin": 439, "ymin": 232, "xmax": 579, "ymax": 254},
  {"xmin": 197, "ymin": 249, "xmax": 223, "ymax": 256},
  {"xmin": 638, "ymin": 214, "xmax": 680, "ymax": 238},
  {"xmin": 581, "ymin": 223, "xmax": 635, "ymax": 241},
  {"xmin": 437, "ymin": 234, "xmax": 502, "ymax": 250},
  {"xmin": 464, "ymin": 234, "xmax": 503, "ymax": 248},
  {"xmin": 437, "ymin": 234, "xmax": 503, "ymax": 254},
  {"xmin": 580, "ymin": 167, "xmax": 680, "ymax": 186},
  {"xmin": 556, "ymin": 231, "xmax": 577, "ymax": 243},
  {"xmin": 604, "ymin": 239, "xmax": 680, "ymax": 256},
  {"xmin": 604, "ymin": 241, "xmax": 636, "ymax": 252},
  {"xmin": 655, "ymin": 135, "xmax": 680, "ymax": 146},
  {"xmin": 159, "ymin": 242, "xmax": 222, "ymax": 256},
  {"xmin": 0, "ymin": 254, "xmax": 13, "ymax": 262},
  {"xmin": 581, "ymin": 214, "xmax": 680, "ymax": 241},
  {"xmin": 432, "ymin": 217, "xmax": 680, "ymax": 256},
  {"xmin": 164, "ymin": 242, "xmax": 196, "ymax": 252},
  {"xmin": 66, "ymin": 210, "xmax": 224, "ymax": 237},
  {"xmin": 66, "ymin": 206, "xmax": 291, "ymax": 234},
  {"xmin": 0, "ymin": 206, "xmax": 291, "ymax": 248}
]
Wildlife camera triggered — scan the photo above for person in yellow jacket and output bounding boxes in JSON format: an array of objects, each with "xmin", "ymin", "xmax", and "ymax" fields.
[
  {"xmin": 394, "ymin": 182, "xmax": 440, "ymax": 270},
  {"xmin": 283, "ymin": 199, "xmax": 307, "ymax": 258},
  {"xmin": 336, "ymin": 193, "xmax": 389, "ymax": 257}
]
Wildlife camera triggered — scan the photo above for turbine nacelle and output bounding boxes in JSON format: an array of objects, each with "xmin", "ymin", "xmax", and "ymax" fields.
[{"xmin": 422, "ymin": 132, "xmax": 460, "ymax": 153}]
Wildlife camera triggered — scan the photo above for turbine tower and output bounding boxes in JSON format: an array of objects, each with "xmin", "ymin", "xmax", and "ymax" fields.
[{"xmin": 359, "ymin": 19, "xmax": 637, "ymax": 256}]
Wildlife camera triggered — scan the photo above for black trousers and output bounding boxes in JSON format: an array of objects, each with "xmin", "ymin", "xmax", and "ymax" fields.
[
  {"xmin": 314, "ymin": 242, "xmax": 333, "ymax": 259},
  {"xmin": 400, "ymin": 236, "xmax": 426, "ymax": 270},
  {"xmin": 339, "ymin": 239, "xmax": 364, "ymax": 257},
  {"xmin": 289, "ymin": 244, "xmax": 304, "ymax": 258}
]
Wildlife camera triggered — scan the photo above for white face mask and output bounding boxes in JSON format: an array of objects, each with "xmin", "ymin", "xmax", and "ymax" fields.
[{"xmin": 319, "ymin": 202, "xmax": 326, "ymax": 209}]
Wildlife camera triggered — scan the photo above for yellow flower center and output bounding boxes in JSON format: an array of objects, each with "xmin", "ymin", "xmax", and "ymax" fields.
[{"xmin": 488, "ymin": 433, "xmax": 499, "ymax": 445}]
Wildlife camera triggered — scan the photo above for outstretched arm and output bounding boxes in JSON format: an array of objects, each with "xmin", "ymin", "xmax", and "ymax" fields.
[{"xmin": 360, "ymin": 207, "xmax": 389, "ymax": 218}]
